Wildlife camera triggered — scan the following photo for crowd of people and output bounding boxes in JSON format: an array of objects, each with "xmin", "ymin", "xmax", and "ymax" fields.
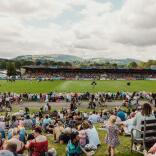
[
  {"xmin": 24, "ymin": 71, "xmax": 100, "ymax": 80},
  {"xmin": 23, "ymin": 70, "xmax": 156, "ymax": 80},
  {"xmin": 0, "ymin": 99, "xmax": 156, "ymax": 156},
  {"xmin": 0, "ymin": 91, "xmax": 156, "ymax": 111}
]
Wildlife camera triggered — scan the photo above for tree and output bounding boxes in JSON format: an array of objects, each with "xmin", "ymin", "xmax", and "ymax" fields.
[
  {"xmin": 35, "ymin": 59, "xmax": 42, "ymax": 66},
  {"xmin": 0, "ymin": 61, "xmax": 7, "ymax": 69},
  {"xmin": 138, "ymin": 61, "xmax": 146, "ymax": 68},
  {"xmin": 57, "ymin": 61, "xmax": 65, "ymax": 66},
  {"xmin": 7, "ymin": 62, "xmax": 16, "ymax": 76},
  {"xmin": 128, "ymin": 61, "xmax": 138, "ymax": 69},
  {"xmin": 42, "ymin": 60, "xmax": 49, "ymax": 66},
  {"xmin": 145, "ymin": 60, "xmax": 156, "ymax": 68},
  {"xmin": 49, "ymin": 61, "xmax": 55, "ymax": 66},
  {"xmin": 22, "ymin": 60, "xmax": 34, "ymax": 66},
  {"xmin": 15, "ymin": 61, "xmax": 22, "ymax": 69},
  {"xmin": 64, "ymin": 62, "xmax": 72, "ymax": 67},
  {"xmin": 112, "ymin": 63, "xmax": 118, "ymax": 69}
]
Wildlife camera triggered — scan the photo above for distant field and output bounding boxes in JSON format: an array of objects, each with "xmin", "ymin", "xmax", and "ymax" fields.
[{"xmin": 0, "ymin": 80, "xmax": 156, "ymax": 93}]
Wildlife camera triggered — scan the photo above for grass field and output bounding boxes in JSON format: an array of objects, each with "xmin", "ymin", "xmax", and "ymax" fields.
[{"xmin": 0, "ymin": 80, "xmax": 156, "ymax": 93}]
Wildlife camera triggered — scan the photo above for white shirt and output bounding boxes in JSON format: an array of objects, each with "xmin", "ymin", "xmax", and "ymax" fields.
[
  {"xmin": 0, "ymin": 121, "xmax": 5, "ymax": 129},
  {"xmin": 58, "ymin": 112, "xmax": 64, "ymax": 119},
  {"xmin": 88, "ymin": 114, "xmax": 100, "ymax": 123},
  {"xmin": 43, "ymin": 104, "xmax": 48, "ymax": 112},
  {"xmin": 85, "ymin": 126, "xmax": 100, "ymax": 147},
  {"xmin": 133, "ymin": 112, "xmax": 155, "ymax": 138},
  {"xmin": 6, "ymin": 97, "xmax": 10, "ymax": 102},
  {"xmin": 45, "ymin": 95, "xmax": 48, "ymax": 101}
]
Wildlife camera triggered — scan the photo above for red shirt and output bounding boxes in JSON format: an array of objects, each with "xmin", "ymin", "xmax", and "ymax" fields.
[{"xmin": 29, "ymin": 136, "xmax": 48, "ymax": 156}]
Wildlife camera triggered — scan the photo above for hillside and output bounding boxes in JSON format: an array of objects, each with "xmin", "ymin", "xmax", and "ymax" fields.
[
  {"xmin": 88, "ymin": 58, "xmax": 140, "ymax": 65},
  {"xmin": 14, "ymin": 54, "xmax": 82, "ymax": 62},
  {"xmin": 13, "ymin": 54, "xmax": 140, "ymax": 65}
]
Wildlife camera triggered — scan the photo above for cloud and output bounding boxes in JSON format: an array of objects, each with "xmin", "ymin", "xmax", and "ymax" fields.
[
  {"xmin": 112, "ymin": 0, "xmax": 156, "ymax": 46},
  {"xmin": 0, "ymin": 0, "xmax": 156, "ymax": 60},
  {"xmin": 0, "ymin": 0, "xmax": 72, "ymax": 20},
  {"xmin": 121, "ymin": 0, "xmax": 156, "ymax": 29}
]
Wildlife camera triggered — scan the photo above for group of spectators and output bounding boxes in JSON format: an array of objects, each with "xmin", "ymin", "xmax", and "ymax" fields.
[
  {"xmin": 0, "ymin": 104, "xmax": 101, "ymax": 156},
  {"xmin": 0, "ymin": 91, "xmax": 156, "ymax": 110},
  {"xmin": 24, "ymin": 71, "xmax": 100, "ymax": 80},
  {"xmin": 0, "ymin": 100, "xmax": 156, "ymax": 156},
  {"xmin": 23, "ymin": 70, "xmax": 156, "ymax": 80}
]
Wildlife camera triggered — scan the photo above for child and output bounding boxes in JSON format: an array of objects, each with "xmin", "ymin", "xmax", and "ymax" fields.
[
  {"xmin": 66, "ymin": 131, "xmax": 92, "ymax": 156},
  {"xmin": 105, "ymin": 115, "xmax": 120, "ymax": 156},
  {"xmin": 78, "ymin": 125, "xmax": 87, "ymax": 147},
  {"xmin": 66, "ymin": 131, "xmax": 82, "ymax": 156}
]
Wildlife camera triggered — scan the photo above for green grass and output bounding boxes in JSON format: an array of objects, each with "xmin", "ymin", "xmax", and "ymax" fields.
[
  {"xmin": 0, "ymin": 80, "xmax": 156, "ymax": 93},
  {"xmin": 46, "ymin": 127, "xmax": 142, "ymax": 156}
]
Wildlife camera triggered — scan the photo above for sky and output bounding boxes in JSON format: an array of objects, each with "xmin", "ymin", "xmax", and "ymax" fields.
[{"xmin": 0, "ymin": 0, "xmax": 156, "ymax": 60}]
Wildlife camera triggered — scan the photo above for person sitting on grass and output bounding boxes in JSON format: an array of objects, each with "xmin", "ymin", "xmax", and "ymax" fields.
[
  {"xmin": 4, "ymin": 128, "xmax": 25, "ymax": 154},
  {"xmin": 18, "ymin": 122, "xmax": 26, "ymax": 143},
  {"xmin": 5, "ymin": 141, "xmax": 24, "ymax": 156},
  {"xmin": 66, "ymin": 131, "xmax": 81, "ymax": 156},
  {"xmin": 23, "ymin": 115, "xmax": 33, "ymax": 130},
  {"xmin": 78, "ymin": 125, "xmax": 87, "ymax": 148},
  {"xmin": 10, "ymin": 116, "xmax": 18, "ymax": 129},
  {"xmin": 26, "ymin": 134, "xmax": 35, "ymax": 156},
  {"xmin": 88, "ymin": 111, "xmax": 100, "ymax": 124},
  {"xmin": 0, "ymin": 150, "xmax": 14, "ymax": 156},
  {"xmin": 117, "ymin": 109, "xmax": 127, "ymax": 121},
  {"xmin": 25, "ymin": 126, "xmax": 48, "ymax": 156},
  {"xmin": 42, "ymin": 115, "xmax": 53, "ymax": 132},
  {"xmin": 82, "ymin": 120, "xmax": 100, "ymax": 149},
  {"xmin": 132, "ymin": 103, "xmax": 155, "ymax": 139},
  {"xmin": 66, "ymin": 131, "xmax": 93, "ymax": 156},
  {"xmin": 53, "ymin": 121, "xmax": 64, "ymax": 143},
  {"xmin": 59, "ymin": 127, "xmax": 72, "ymax": 144}
]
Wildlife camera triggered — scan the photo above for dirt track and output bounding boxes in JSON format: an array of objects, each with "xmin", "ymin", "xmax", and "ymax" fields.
[{"xmin": 12, "ymin": 100, "xmax": 149, "ymax": 111}]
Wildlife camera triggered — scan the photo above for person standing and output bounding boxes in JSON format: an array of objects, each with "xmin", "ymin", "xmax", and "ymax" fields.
[{"xmin": 105, "ymin": 115, "xmax": 120, "ymax": 156}]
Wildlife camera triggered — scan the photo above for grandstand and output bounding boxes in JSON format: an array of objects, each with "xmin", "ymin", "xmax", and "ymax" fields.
[
  {"xmin": 0, "ymin": 70, "xmax": 7, "ymax": 79},
  {"xmin": 22, "ymin": 65, "xmax": 156, "ymax": 80}
]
